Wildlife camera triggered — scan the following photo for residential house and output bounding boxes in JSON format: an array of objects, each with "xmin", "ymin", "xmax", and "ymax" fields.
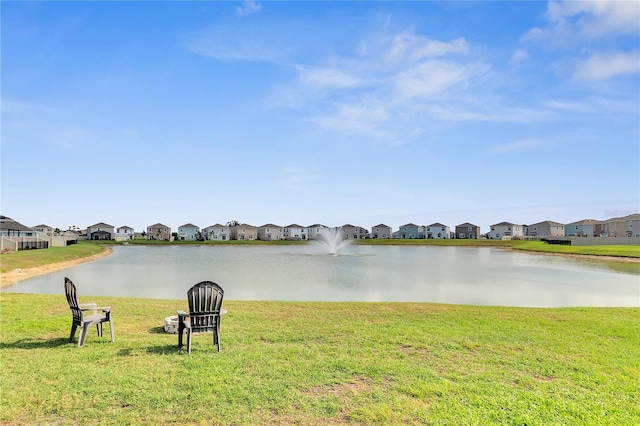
[
  {"xmin": 177, "ymin": 223, "xmax": 200, "ymax": 241},
  {"xmin": 0, "ymin": 216, "xmax": 36, "ymax": 237},
  {"xmin": 527, "ymin": 221, "xmax": 565, "ymax": 237},
  {"xmin": 0, "ymin": 216, "xmax": 45, "ymax": 251},
  {"xmin": 306, "ymin": 224, "xmax": 328, "ymax": 240},
  {"xmin": 489, "ymin": 222, "xmax": 524, "ymax": 239},
  {"xmin": 455, "ymin": 223, "xmax": 480, "ymax": 239},
  {"xmin": 147, "ymin": 223, "xmax": 171, "ymax": 241},
  {"xmin": 625, "ymin": 214, "xmax": 640, "ymax": 237},
  {"xmin": 115, "ymin": 226, "xmax": 135, "ymax": 241},
  {"xmin": 32, "ymin": 224, "xmax": 54, "ymax": 237},
  {"xmin": 87, "ymin": 222, "xmax": 115, "ymax": 240},
  {"xmin": 602, "ymin": 215, "xmax": 638, "ymax": 237},
  {"xmin": 564, "ymin": 219, "xmax": 598, "ymax": 237},
  {"xmin": 398, "ymin": 223, "xmax": 423, "ymax": 239},
  {"xmin": 258, "ymin": 224, "xmax": 284, "ymax": 241},
  {"xmin": 283, "ymin": 224, "xmax": 308, "ymax": 240},
  {"xmin": 426, "ymin": 223, "xmax": 450, "ymax": 239},
  {"xmin": 341, "ymin": 224, "xmax": 369, "ymax": 239},
  {"xmin": 371, "ymin": 224, "xmax": 392, "ymax": 239},
  {"xmin": 231, "ymin": 224, "xmax": 257, "ymax": 240},
  {"xmin": 203, "ymin": 224, "xmax": 231, "ymax": 241}
]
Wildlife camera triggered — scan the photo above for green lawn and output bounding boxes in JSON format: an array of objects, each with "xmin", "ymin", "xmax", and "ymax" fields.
[
  {"xmin": 1, "ymin": 293, "xmax": 638, "ymax": 425},
  {"xmin": 0, "ymin": 241, "xmax": 106, "ymax": 273}
]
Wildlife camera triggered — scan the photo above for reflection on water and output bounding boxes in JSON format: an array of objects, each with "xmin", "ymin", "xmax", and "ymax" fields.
[{"xmin": 4, "ymin": 245, "xmax": 639, "ymax": 307}]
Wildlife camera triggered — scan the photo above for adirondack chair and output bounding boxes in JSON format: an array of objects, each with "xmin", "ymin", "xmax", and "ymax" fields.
[
  {"xmin": 64, "ymin": 277, "xmax": 115, "ymax": 347},
  {"xmin": 177, "ymin": 281, "xmax": 224, "ymax": 354}
]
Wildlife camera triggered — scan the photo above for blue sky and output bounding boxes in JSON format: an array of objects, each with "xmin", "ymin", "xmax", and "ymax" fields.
[{"xmin": 2, "ymin": 1, "xmax": 639, "ymax": 233}]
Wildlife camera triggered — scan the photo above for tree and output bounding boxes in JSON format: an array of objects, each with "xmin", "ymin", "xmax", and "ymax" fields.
[{"xmin": 226, "ymin": 220, "xmax": 240, "ymax": 227}]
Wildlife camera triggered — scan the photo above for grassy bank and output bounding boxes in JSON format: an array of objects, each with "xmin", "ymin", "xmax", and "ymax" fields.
[
  {"xmin": 510, "ymin": 241, "xmax": 640, "ymax": 258},
  {"xmin": 1, "ymin": 293, "xmax": 638, "ymax": 425},
  {"xmin": 0, "ymin": 241, "xmax": 106, "ymax": 273}
]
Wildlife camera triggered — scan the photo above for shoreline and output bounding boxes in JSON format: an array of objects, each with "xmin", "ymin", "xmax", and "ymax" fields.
[
  {"xmin": 1, "ymin": 246, "xmax": 637, "ymax": 289},
  {"xmin": 0, "ymin": 247, "xmax": 113, "ymax": 289}
]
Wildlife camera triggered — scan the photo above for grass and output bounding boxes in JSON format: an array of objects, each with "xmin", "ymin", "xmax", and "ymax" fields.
[
  {"xmin": 0, "ymin": 241, "xmax": 106, "ymax": 273},
  {"xmin": 1, "ymin": 293, "xmax": 639, "ymax": 425},
  {"xmin": 511, "ymin": 241, "xmax": 640, "ymax": 258}
]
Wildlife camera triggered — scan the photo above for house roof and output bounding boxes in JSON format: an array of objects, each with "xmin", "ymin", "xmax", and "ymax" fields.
[
  {"xmin": 372, "ymin": 224, "xmax": 391, "ymax": 228},
  {"xmin": 400, "ymin": 223, "xmax": 418, "ymax": 227},
  {"xmin": 566, "ymin": 219, "xmax": 600, "ymax": 225},
  {"xmin": 203, "ymin": 224, "xmax": 227, "ymax": 228},
  {"xmin": 33, "ymin": 224, "xmax": 52, "ymax": 229},
  {"xmin": 0, "ymin": 217, "xmax": 33, "ymax": 232},
  {"xmin": 491, "ymin": 221, "xmax": 518, "ymax": 227},
  {"xmin": 428, "ymin": 223, "xmax": 448, "ymax": 227},
  {"xmin": 117, "ymin": 226, "xmax": 134, "ymax": 230},
  {"xmin": 89, "ymin": 222, "xmax": 113, "ymax": 228},
  {"xmin": 285, "ymin": 224, "xmax": 303, "ymax": 228},
  {"xmin": 456, "ymin": 222, "xmax": 478, "ymax": 227},
  {"xmin": 179, "ymin": 223, "xmax": 199, "ymax": 228},
  {"xmin": 529, "ymin": 220, "xmax": 564, "ymax": 226},
  {"xmin": 606, "ymin": 213, "xmax": 640, "ymax": 222},
  {"xmin": 148, "ymin": 223, "xmax": 169, "ymax": 228},
  {"xmin": 259, "ymin": 223, "xmax": 282, "ymax": 228}
]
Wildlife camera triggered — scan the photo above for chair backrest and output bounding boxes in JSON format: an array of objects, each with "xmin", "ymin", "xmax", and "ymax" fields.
[
  {"xmin": 186, "ymin": 281, "xmax": 224, "ymax": 330},
  {"xmin": 64, "ymin": 277, "xmax": 83, "ymax": 325}
]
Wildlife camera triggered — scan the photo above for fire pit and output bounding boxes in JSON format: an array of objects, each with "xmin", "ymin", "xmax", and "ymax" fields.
[{"xmin": 163, "ymin": 316, "xmax": 179, "ymax": 334}]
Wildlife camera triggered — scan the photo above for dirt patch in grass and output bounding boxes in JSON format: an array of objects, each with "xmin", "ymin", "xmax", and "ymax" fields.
[
  {"xmin": 0, "ymin": 247, "xmax": 113, "ymax": 288},
  {"xmin": 301, "ymin": 377, "xmax": 374, "ymax": 398}
]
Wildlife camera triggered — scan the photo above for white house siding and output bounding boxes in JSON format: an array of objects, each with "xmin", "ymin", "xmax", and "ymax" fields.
[
  {"xmin": 426, "ymin": 223, "xmax": 449, "ymax": 239},
  {"xmin": 371, "ymin": 225, "xmax": 392, "ymax": 239},
  {"xmin": 284, "ymin": 225, "xmax": 307, "ymax": 240},
  {"xmin": 489, "ymin": 223, "xmax": 524, "ymax": 239},
  {"xmin": 306, "ymin": 225, "xmax": 327, "ymax": 240},
  {"xmin": 203, "ymin": 225, "xmax": 230, "ymax": 241},
  {"xmin": 115, "ymin": 226, "xmax": 135, "ymax": 241}
]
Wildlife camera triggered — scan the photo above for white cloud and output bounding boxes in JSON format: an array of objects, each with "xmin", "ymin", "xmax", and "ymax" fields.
[
  {"xmin": 310, "ymin": 98, "xmax": 393, "ymax": 139},
  {"xmin": 428, "ymin": 105, "xmax": 552, "ymax": 124},
  {"xmin": 393, "ymin": 61, "xmax": 487, "ymax": 100},
  {"xmin": 385, "ymin": 32, "xmax": 469, "ymax": 63},
  {"xmin": 523, "ymin": 0, "xmax": 639, "ymax": 43},
  {"xmin": 186, "ymin": 31, "xmax": 283, "ymax": 62},
  {"xmin": 491, "ymin": 139, "xmax": 543, "ymax": 153},
  {"xmin": 573, "ymin": 52, "xmax": 640, "ymax": 81},
  {"xmin": 297, "ymin": 66, "xmax": 364, "ymax": 89},
  {"xmin": 510, "ymin": 49, "xmax": 529, "ymax": 64},
  {"xmin": 236, "ymin": 1, "xmax": 262, "ymax": 17}
]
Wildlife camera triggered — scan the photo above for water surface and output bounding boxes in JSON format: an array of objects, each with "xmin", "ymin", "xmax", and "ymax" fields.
[{"xmin": 4, "ymin": 245, "xmax": 639, "ymax": 307}]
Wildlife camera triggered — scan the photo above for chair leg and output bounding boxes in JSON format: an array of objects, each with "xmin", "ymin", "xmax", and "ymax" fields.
[
  {"xmin": 97, "ymin": 323, "xmax": 103, "ymax": 337},
  {"xmin": 79, "ymin": 323, "xmax": 92, "ymax": 347},
  {"xmin": 186, "ymin": 330, "xmax": 192, "ymax": 355},
  {"xmin": 214, "ymin": 327, "xmax": 220, "ymax": 352},
  {"xmin": 109, "ymin": 317, "xmax": 115, "ymax": 343},
  {"xmin": 69, "ymin": 323, "xmax": 78, "ymax": 343}
]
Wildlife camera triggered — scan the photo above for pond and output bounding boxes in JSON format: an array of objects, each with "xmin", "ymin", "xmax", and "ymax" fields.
[{"xmin": 3, "ymin": 245, "xmax": 639, "ymax": 307}]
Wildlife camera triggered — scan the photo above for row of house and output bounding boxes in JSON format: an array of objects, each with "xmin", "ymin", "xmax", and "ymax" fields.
[
  {"xmin": 80, "ymin": 213, "xmax": 640, "ymax": 242},
  {"xmin": 2, "ymin": 214, "xmax": 639, "ymax": 251}
]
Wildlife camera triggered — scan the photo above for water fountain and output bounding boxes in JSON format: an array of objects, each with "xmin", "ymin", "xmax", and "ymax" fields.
[{"xmin": 313, "ymin": 226, "xmax": 352, "ymax": 255}]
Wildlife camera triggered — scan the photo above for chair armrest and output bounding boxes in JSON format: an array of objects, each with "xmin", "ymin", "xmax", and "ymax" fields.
[
  {"xmin": 79, "ymin": 303, "xmax": 97, "ymax": 309},
  {"xmin": 79, "ymin": 303, "xmax": 98, "ymax": 313},
  {"xmin": 177, "ymin": 310, "xmax": 188, "ymax": 317},
  {"xmin": 93, "ymin": 306, "xmax": 111, "ymax": 313}
]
